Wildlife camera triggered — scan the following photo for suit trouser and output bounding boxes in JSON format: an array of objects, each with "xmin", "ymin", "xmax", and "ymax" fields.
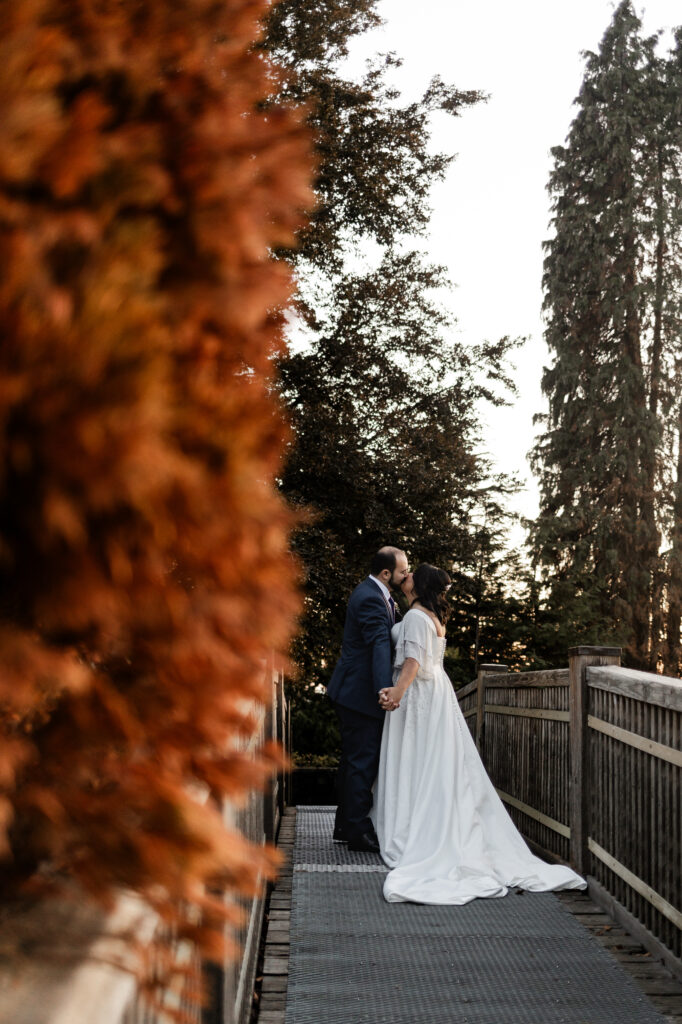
[{"xmin": 332, "ymin": 702, "xmax": 384, "ymax": 842}]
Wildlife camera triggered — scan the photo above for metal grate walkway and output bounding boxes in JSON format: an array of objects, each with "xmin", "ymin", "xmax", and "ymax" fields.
[{"xmin": 284, "ymin": 807, "xmax": 667, "ymax": 1024}]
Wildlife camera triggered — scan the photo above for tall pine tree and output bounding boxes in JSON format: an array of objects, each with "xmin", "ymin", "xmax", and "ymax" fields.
[{"xmin": 531, "ymin": 2, "xmax": 682, "ymax": 669}]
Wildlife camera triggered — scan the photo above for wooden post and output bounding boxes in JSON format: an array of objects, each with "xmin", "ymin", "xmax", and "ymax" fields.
[
  {"xmin": 285, "ymin": 675, "xmax": 292, "ymax": 809},
  {"xmin": 476, "ymin": 663, "xmax": 508, "ymax": 760},
  {"xmin": 568, "ymin": 645, "xmax": 621, "ymax": 875},
  {"xmin": 277, "ymin": 666, "xmax": 288, "ymax": 819},
  {"xmin": 263, "ymin": 654, "xmax": 277, "ymax": 843}
]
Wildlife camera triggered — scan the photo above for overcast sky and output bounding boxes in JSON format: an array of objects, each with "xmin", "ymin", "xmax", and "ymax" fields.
[{"xmin": 345, "ymin": 0, "xmax": 679, "ymax": 541}]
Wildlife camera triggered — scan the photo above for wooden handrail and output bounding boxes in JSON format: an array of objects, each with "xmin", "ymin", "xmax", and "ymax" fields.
[
  {"xmin": 0, "ymin": 658, "xmax": 290, "ymax": 1024},
  {"xmin": 458, "ymin": 645, "xmax": 682, "ymax": 982},
  {"xmin": 588, "ymin": 664, "xmax": 682, "ymax": 710}
]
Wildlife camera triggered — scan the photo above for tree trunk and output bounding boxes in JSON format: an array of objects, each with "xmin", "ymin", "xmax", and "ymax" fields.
[
  {"xmin": 664, "ymin": 401, "xmax": 682, "ymax": 676},
  {"xmin": 644, "ymin": 144, "xmax": 666, "ymax": 668},
  {"xmin": 622, "ymin": 218, "xmax": 651, "ymax": 669}
]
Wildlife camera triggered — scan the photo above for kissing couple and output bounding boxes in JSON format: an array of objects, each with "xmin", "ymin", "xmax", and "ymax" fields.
[{"xmin": 327, "ymin": 545, "xmax": 585, "ymax": 904}]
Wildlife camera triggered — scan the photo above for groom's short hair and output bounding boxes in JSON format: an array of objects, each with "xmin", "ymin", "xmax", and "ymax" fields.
[{"xmin": 370, "ymin": 546, "xmax": 404, "ymax": 576}]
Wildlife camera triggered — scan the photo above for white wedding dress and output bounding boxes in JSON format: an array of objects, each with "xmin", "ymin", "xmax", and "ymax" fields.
[{"xmin": 371, "ymin": 608, "xmax": 586, "ymax": 904}]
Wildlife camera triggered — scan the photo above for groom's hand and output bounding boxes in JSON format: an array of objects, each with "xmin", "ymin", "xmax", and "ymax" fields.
[{"xmin": 378, "ymin": 687, "xmax": 400, "ymax": 711}]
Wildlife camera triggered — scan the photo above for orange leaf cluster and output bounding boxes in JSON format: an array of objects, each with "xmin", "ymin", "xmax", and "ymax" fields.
[{"xmin": 0, "ymin": 0, "xmax": 311, "ymax": 966}]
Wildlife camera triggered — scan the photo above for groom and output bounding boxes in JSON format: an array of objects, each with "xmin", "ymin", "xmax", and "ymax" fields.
[{"xmin": 327, "ymin": 546, "xmax": 409, "ymax": 853}]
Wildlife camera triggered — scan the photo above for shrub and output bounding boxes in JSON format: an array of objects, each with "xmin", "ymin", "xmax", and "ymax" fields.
[{"xmin": 0, "ymin": 0, "xmax": 311, "ymax": 975}]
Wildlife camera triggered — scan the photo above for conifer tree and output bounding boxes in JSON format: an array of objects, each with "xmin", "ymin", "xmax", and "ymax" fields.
[{"xmin": 530, "ymin": 2, "xmax": 682, "ymax": 669}]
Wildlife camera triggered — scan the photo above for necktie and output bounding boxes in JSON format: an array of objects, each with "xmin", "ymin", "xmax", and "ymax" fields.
[{"xmin": 388, "ymin": 595, "xmax": 396, "ymax": 623}]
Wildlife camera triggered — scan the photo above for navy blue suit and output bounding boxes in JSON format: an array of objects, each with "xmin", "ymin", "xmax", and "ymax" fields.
[{"xmin": 327, "ymin": 577, "xmax": 395, "ymax": 842}]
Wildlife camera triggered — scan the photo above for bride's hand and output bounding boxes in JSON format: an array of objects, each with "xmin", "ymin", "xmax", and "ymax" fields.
[{"xmin": 379, "ymin": 686, "xmax": 401, "ymax": 710}]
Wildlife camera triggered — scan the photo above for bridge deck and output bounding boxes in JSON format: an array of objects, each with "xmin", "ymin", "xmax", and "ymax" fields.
[{"xmin": 267, "ymin": 806, "xmax": 670, "ymax": 1024}]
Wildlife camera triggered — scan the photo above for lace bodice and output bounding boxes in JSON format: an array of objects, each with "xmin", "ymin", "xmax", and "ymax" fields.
[{"xmin": 391, "ymin": 608, "xmax": 445, "ymax": 681}]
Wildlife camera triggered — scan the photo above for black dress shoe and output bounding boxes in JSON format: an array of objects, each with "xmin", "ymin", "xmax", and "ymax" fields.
[
  {"xmin": 348, "ymin": 832, "xmax": 381, "ymax": 854},
  {"xmin": 333, "ymin": 826, "xmax": 348, "ymax": 843}
]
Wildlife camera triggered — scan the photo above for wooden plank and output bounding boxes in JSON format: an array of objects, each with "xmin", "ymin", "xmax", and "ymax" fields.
[
  {"xmin": 462, "ymin": 708, "xmax": 477, "ymax": 719},
  {"xmin": 486, "ymin": 668, "xmax": 570, "ymax": 689},
  {"xmin": 569, "ymin": 646, "xmax": 622, "ymax": 657},
  {"xmin": 626, "ymin": 963, "xmax": 677, "ymax": 979},
  {"xmin": 464, "ymin": 671, "xmax": 570, "ymax": 692},
  {"xmin": 588, "ymin": 715, "xmax": 682, "ymax": 767},
  {"xmin": 670, "ymin": 712, "xmax": 680, "ymax": 960},
  {"xmin": 495, "ymin": 788, "xmax": 571, "ymax": 838},
  {"xmin": 262, "ymin": 958, "xmax": 289, "ymax": 975},
  {"xmin": 260, "ymin": 995, "xmax": 287, "ymax": 1008},
  {"xmin": 456, "ymin": 679, "xmax": 477, "ymax": 700},
  {"xmin": 564, "ymin": 912, "xmax": 612, "ymax": 925},
  {"xmin": 261, "ymin": 976, "xmax": 288, "ymax": 994},
  {"xmin": 635, "ymin": 979, "xmax": 682, "ymax": 995},
  {"xmin": 570, "ymin": 647, "xmax": 588, "ymax": 877},
  {"xmin": 476, "ymin": 665, "xmax": 507, "ymax": 753},
  {"xmin": 646, "ymin": 994, "xmax": 682, "ymax": 1015},
  {"xmin": 593, "ymin": 932, "xmax": 646, "ymax": 951},
  {"xmin": 611, "ymin": 951, "xmax": 661, "ymax": 964},
  {"xmin": 485, "ymin": 704, "xmax": 569, "ymax": 722},
  {"xmin": 587, "ymin": 841, "xmax": 682, "ymax": 931},
  {"xmin": 560, "ymin": 903, "xmax": 603, "ymax": 914},
  {"xmin": 587, "ymin": 876, "xmax": 682, "ymax": 984},
  {"xmin": 588, "ymin": 665, "xmax": 682, "ymax": 711}
]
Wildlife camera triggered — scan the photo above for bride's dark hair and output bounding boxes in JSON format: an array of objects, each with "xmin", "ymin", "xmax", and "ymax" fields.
[{"xmin": 412, "ymin": 563, "xmax": 451, "ymax": 625}]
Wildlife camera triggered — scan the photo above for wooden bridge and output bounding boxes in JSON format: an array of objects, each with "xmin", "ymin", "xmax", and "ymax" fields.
[
  {"xmin": 1, "ymin": 646, "xmax": 681, "ymax": 1023},
  {"xmin": 256, "ymin": 646, "xmax": 682, "ymax": 1024}
]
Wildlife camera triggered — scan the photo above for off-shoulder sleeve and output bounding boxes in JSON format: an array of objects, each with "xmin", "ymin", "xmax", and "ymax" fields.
[{"xmin": 401, "ymin": 611, "xmax": 432, "ymax": 666}]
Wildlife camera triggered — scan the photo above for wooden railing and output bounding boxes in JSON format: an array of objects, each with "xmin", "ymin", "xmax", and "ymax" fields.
[
  {"xmin": 0, "ymin": 660, "xmax": 289, "ymax": 1024},
  {"xmin": 217, "ymin": 656, "xmax": 289, "ymax": 1024},
  {"xmin": 458, "ymin": 646, "xmax": 682, "ymax": 980}
]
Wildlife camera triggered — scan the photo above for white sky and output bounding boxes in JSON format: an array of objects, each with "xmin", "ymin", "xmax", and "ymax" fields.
[{"xmin": 344, "ymin": 0, "xmax": 679, "ymax": 541}]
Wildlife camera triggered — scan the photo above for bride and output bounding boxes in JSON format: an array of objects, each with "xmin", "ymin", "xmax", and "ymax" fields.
[{"xmin": 371, "ymin": 563, "xmax": 586, "ymax": 904}]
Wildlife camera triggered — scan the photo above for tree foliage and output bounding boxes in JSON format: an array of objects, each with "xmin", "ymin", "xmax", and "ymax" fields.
[
  {"xmin": 264, "ymin": 2, "xmax": 482, "ymax": 272},
  {"xmin": 281, "ymin": 250, "xmax": 519, "ymax": 688},
  {"xmin": 262, "ymin": 0, "xmax": 523, "ymax": 712},
  {"xmin": 0, "ymin": 0, "xmax": 311, "ymax": 975},
  {"xmin": 530, "ymin": 2, "xmax": 682, "ymax": 670}
]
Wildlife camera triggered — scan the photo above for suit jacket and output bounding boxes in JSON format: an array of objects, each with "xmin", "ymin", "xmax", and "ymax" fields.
[{"xmin": 327, "ymin": 577, "xmax": 395, "ymax": 720}]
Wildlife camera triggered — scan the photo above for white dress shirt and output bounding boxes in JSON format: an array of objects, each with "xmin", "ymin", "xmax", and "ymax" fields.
[
  {"xmin": 369, "ymin": 575, "xmax": 395, "ymax": 622},
  {"xmin": 368, "ymin": 575, "xmax": 391, "ymax": 603}
]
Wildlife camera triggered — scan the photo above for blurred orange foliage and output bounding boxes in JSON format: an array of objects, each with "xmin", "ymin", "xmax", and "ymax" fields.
[{"xmin": 0, "ymin": 0, "xmax": 310, "ymax": 965}]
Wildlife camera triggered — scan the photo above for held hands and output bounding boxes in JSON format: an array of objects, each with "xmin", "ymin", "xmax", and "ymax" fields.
[
  {"xmin": 378, "ymin": 686, "xmax": 402, "ymax": 711},
  {"xmin": 379, "ymin": 658, "xmax": 418, "ymax": 712}
]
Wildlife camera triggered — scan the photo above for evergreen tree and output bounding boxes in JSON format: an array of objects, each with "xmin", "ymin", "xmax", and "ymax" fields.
[
  {"xmin": 279, "ymin": 251, "xmax": 518, "ymax": 691},
  {"xmin": 264, "ymin": 2, "xmax": 481, "ymax": 273},
  {"xmin": 530, "ymin": 2, "xmax": 682, "ymax": 669},
  {"xmin": 262, "ymin": 2, "xmax": 521, "ymax": 719}
]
